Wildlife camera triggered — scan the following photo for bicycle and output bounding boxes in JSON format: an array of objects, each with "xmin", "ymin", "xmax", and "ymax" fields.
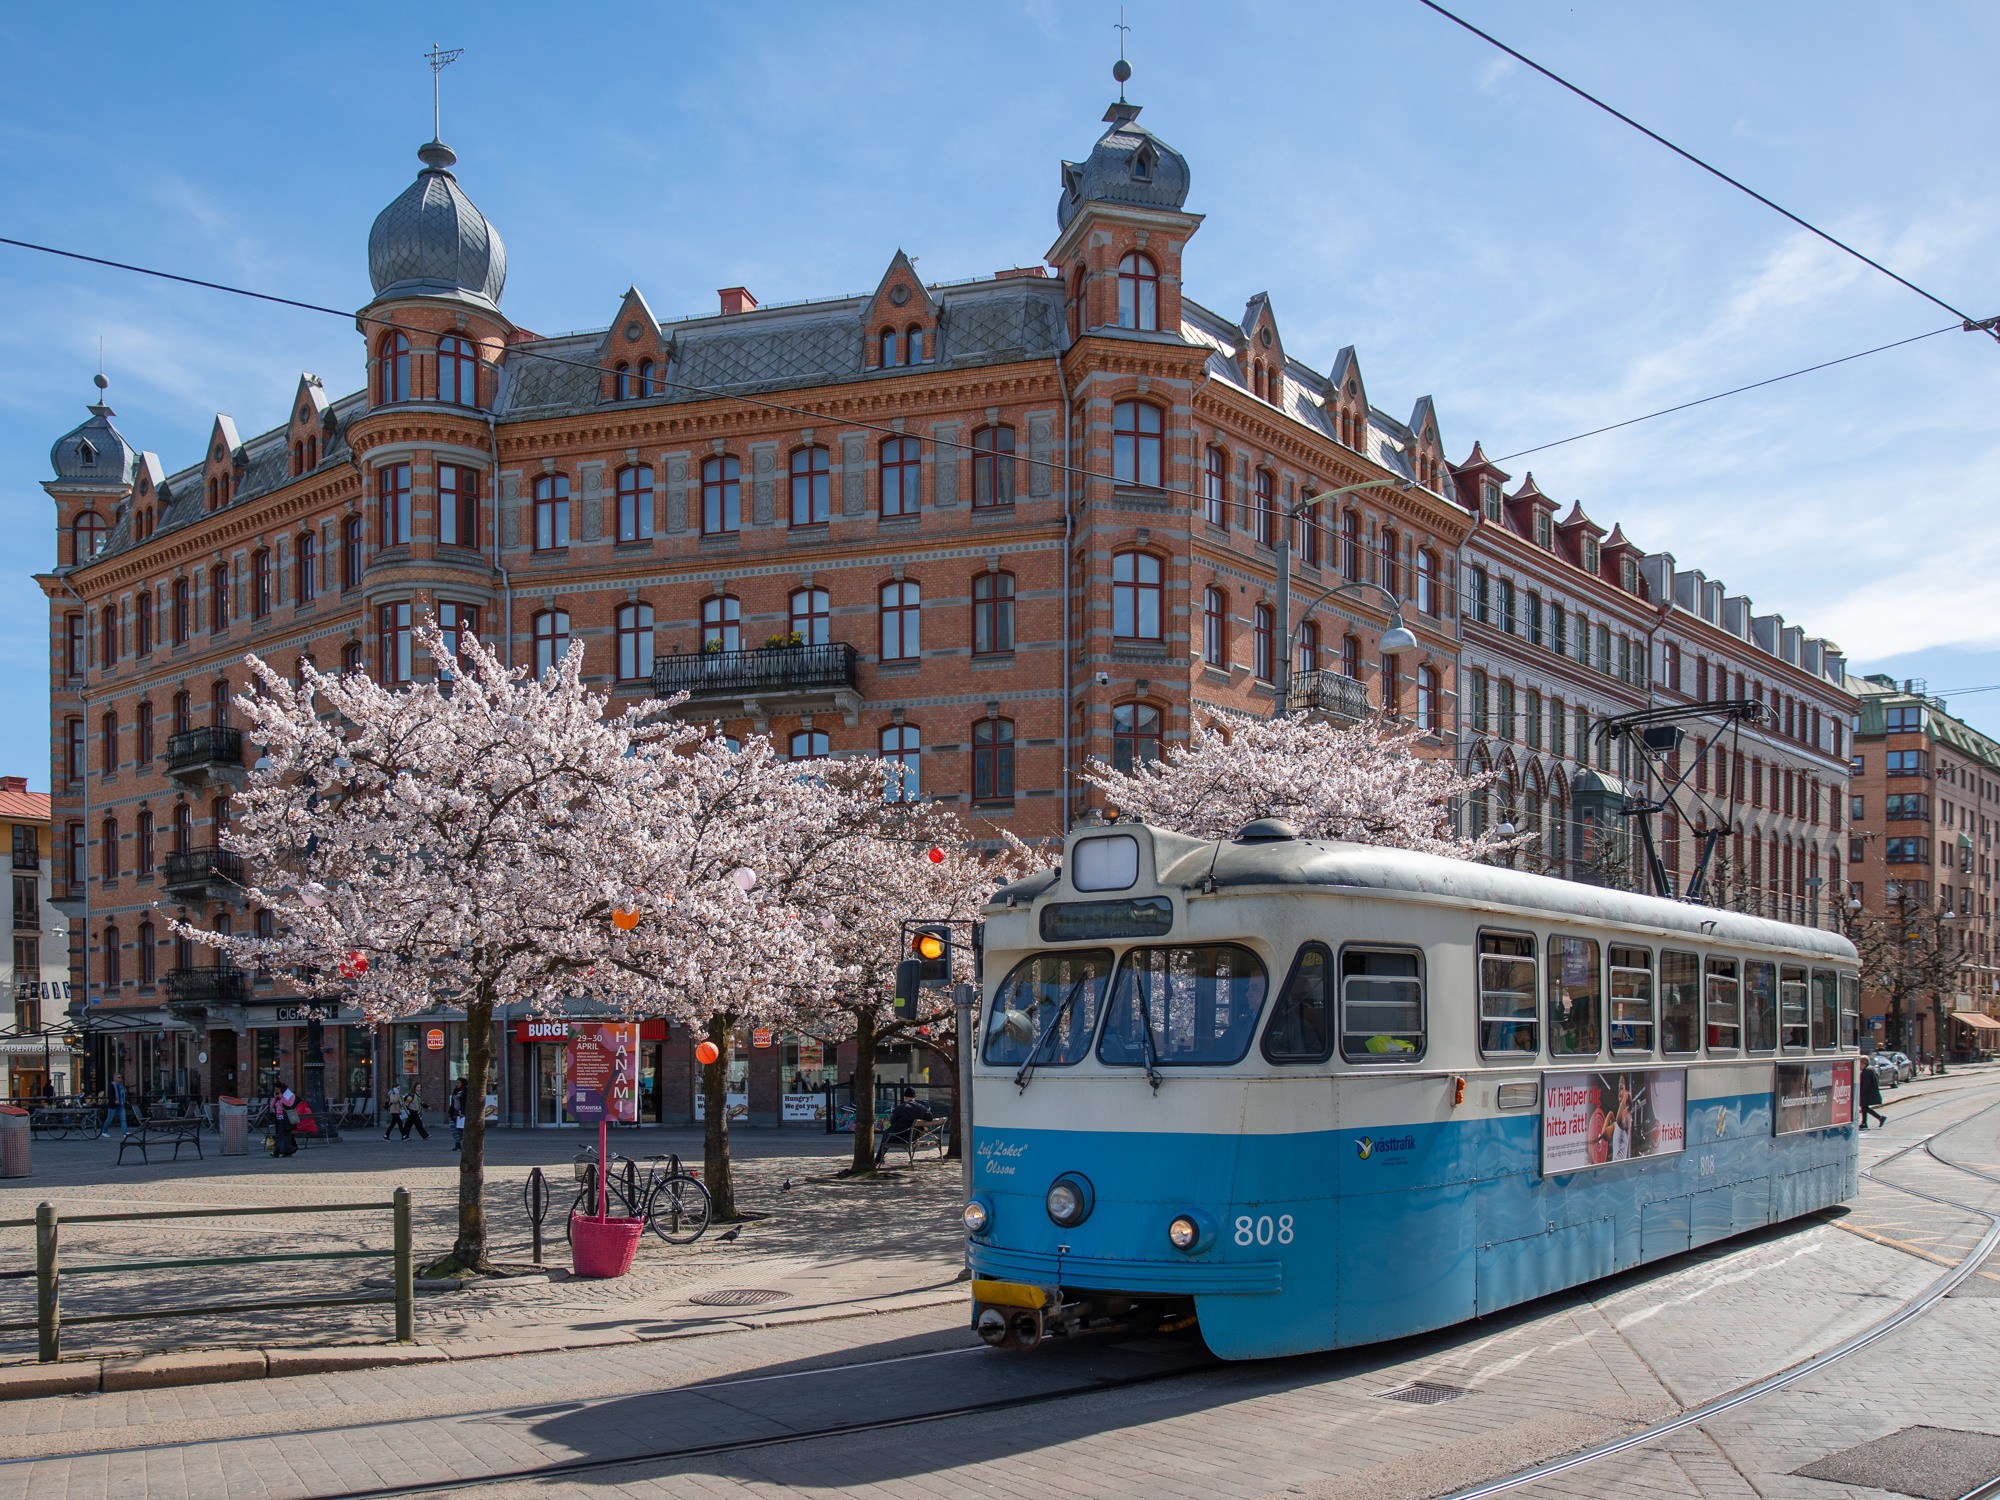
[{"xmin": 565, "ymin": 1149, "xmax": 712, "ymax": 1246}]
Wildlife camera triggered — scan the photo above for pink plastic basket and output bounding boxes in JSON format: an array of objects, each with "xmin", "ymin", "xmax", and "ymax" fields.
[{"xmin": 570, "ymin": 1213, "xmax": 644, "ymax": 1278}]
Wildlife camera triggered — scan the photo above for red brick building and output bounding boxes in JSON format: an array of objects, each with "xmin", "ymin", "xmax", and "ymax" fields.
[{"xmin": 39, "ymin": 92, "xmax": 1472, "ymax": 1124}]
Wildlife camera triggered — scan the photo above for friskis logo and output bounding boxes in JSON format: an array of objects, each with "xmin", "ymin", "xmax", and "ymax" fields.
[{"xmin": 1356, "ymin": 1137, "xmax": 1374, "ymax": 1160}]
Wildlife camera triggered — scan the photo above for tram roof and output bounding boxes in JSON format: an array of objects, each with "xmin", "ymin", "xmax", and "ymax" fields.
[{"xmin": 994, "ymin": 824, "xmax": 1858, "ymax": 963}]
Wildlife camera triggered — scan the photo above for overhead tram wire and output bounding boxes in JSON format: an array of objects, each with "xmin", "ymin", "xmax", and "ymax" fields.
[
  {"xmin": 1411, "ymin": 0, "xmax": 1999, "ymax": 339},
  {"xmin": 0, "ymin": 232, "xmax": 1971, "ymax": 510}
]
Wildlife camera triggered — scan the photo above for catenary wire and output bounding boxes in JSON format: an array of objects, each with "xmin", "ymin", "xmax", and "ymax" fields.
[{"xmin": 1411, "ymin": 1, "xmax": 1994, "ymax": 333}]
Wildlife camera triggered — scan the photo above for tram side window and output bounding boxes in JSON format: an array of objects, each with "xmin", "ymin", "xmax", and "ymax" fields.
[
  {"xmin": 1776, "ymin": 963, "xmax": 1808, "ymax": 1051},
  {"xmin": 982, "ymin": 949, "xmax": 1115, "ymax": 1068},
  {"xmin": 1837, "ymin": 973, "xmax": 1860, "ymax": 1049},
  {"xmin": 1547, "ymin": 935, "xmax": 1601, "ymax": 1057},
  {"xmin": 1608, "ymin": 945, "xmax": 1654, "ymax": 1055},
  {"xmin": 1705, "ymin": 957, "xmax": 1742, "ymax": 1052},
  {"xmin": 1262, "ymin": 944, "xmax": 1332, "ymax": 1064},
  {"xmin": 1811, "ymin": 968, "xmax": 1839, "ymax": 1051},
  {"xmin": 1478, "ymin": 931, "xmax": 1538, "ymax": 1057},
  {"xmin": 1340, "ymin": 947, "xmax": 1425, "ymax": 1062},
  {"xmin": 1099, "ymin": 944, "xmax": 1269, "ymax": 1068},
  {"xmin": 1744, "ymin": 961, "xmax": 1778, "ymax": 1052},
  {"xmin": 1659, "ymin": 950, "xmax": 1701, "ymax": 1055}
]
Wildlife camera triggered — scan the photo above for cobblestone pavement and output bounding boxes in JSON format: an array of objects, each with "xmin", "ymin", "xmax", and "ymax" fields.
[
  {"xmin": 0, "ymin": 1127, "xmax": 967, "ymax": 1361},
  {"xmin": 2, "ymin": 1072, "xmax": 1998, "ymax": 1499}
]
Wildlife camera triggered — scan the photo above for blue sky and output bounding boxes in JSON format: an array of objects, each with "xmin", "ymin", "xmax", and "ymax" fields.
[{"xmin": 3, "ymin": 1, "xmax": 1996, "ymax": 789}]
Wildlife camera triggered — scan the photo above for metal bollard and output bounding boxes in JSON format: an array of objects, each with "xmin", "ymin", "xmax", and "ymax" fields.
[
  {"xmin": 524, "ymin": 1167, "xmax": 549, "ymax": 1266},
  {"xmin": 392, "ymin": 1187, "xmax": 414, "ymax": 1343},
  {"xmin": 35, "ymin": 1202, "xmax": 58, "ymax": 1363}
]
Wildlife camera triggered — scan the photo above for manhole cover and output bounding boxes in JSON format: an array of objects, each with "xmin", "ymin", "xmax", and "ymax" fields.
[
  {"xmin": 1376, "ymin": 1380, "xmax": 1468, "ymax": 1406},
  {"xmin": 1796, "ymin": 1426, "xmax": 2000, "ymax": 1500},
  {"xmin": 689, "ymin": 1288, "xmax": 791, "ymax": 1307}
]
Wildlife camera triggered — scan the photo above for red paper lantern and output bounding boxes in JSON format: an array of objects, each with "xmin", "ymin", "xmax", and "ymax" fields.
[
  {"xmin": 337, "ymin": 951, "xmax": 368, "ymax": 979},
  {"xmin": 695, "ymin": 1040, "xmax": 721, "ymax": 1066},
  {"xmin": 926, "ymin": 847, "xmax": 945, "ymax": 864}
]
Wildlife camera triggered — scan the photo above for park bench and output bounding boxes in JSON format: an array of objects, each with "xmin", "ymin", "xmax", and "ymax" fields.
[
  {"xmin": 883, "ymin": 1116, "xmax": 951, "ymax": 1165},
  {"xmin": 117, "ymin": 1116, "xmax": 204, "ymax": 1165}
]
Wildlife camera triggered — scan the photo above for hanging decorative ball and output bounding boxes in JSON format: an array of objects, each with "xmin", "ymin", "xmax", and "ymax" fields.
[
  {"xmin": 300, "ymin": 882, "xmax": 328, "ymax": 909},
  {"xmin": 731, "ymin": 866, "xmax": 758, "ymax": 892},
  {"xmin": 611, "ymin": 908, "xmax": 642, "ymax": 931},
  {"xmin": 927, "ymin": 847, "xmax": 945, "ymax": 864},
  {"xmin": 695, "ymin": 1040, "xmax": 721, "ymax": 1066},
  {"xmin": 338, "ymin": 951, "xmax": 368, "ymax": 979}
]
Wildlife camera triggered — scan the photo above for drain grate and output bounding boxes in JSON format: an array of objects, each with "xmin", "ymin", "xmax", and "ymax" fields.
[
  {"xmin": 1795, "ymin": 1426, "xmax": 2000, "ymax": 1500},
  {"xmin": 689, "ymin": 1288, "xmax": 791, "ymax": 1308},
  {"xmin": 1376, "ymin": 1380, "xmax": 1468, "ymax": 1406}
]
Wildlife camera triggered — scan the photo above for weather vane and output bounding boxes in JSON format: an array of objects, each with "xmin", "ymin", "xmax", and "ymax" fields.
[
  {"xmin": 424, "ymin": 42, "xmax": 464, "ymax": 141},
  {"xmin": 1113, "ymin": 8, "xmax": 1132, "ymax": 101}
]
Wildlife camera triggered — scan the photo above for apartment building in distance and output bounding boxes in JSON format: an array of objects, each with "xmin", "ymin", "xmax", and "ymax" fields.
[
  {"xmin": 1450, "ymin": 450, "xmax": 1856, "ymax": 927},
  {"xmin": 1, "ymin": 776, "xmax": 73, "ymax": 1100},
  {"xmin": 1847, "ymin": 675, "xmax": 2000, "ymax": 1054},
  {"xmin": 36, "ymin": 79, "xmax": 1474, "ymax": 1121}
]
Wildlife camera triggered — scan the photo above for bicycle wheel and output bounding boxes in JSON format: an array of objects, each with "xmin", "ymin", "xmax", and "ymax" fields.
[{"xmin": 646, "ymin": 1173, "xmax": 713, "ymax": 1245}]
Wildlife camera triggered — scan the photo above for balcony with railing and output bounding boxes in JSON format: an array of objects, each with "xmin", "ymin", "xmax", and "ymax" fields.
[
  {"xmin": 165, "ymin": 965, "xmax": 249, "ymax": 1010},
  {"xmin": 1292, "ymin": 669, "xmax": 1373, "ymax": 725},
  {"xmin": 651, "ymin": 642, "xmax": 863, "ymax": 729},
  {"xmin": 164, "ymin": 726, "xmax": 245, "ymax": 789},
  {"xmin": 161, "ymin": 846, "xmax": 245, "ymax": 902}
]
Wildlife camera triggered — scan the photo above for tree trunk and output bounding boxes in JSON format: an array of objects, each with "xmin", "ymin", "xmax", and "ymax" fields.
[
  {"xmin": 447, "ymin": 984, "xmax": 495, "ymax": 1272},
  {"xmin": 915, "ymin": 1034, "xmax": 961, "ymax": 1160},
  {"xmin": 849, "ymin": 1008, "xmax": 878, "ymax": 1175},
  {"xmin": 701, "ymin": 1015, "xmax": 737, "ymax": 1221}
]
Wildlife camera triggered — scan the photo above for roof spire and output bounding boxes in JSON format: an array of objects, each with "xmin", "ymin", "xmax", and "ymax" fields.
[
  {"xmin": 90, "ymin": 344, "xmax": 111, "ymax": 417},
  {"xmin": 424, "ymin": 42, "xmax": 464, "ymax": 144},
  {"xmin": 1113, "ymin": 7, "xmax": 1132, "ymax": 102}
]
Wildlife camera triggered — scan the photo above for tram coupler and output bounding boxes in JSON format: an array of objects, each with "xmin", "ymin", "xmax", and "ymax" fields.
[{"xmin": 971, "ymin": 1279, "xmax": 1063, "ymax": 1350}]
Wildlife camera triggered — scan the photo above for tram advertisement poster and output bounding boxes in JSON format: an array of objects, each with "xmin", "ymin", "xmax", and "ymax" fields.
[
  {"xmin": 1774, "ymin": 1060, "xmax": 1855, "ymax": 1136},
  {"xmin": 565, "ymin": 1022, "xmax": 640, "ymax": 1125},
  {"xmin": 1541, "ymin": 1068, "xmax": 1687, "ymax": 1176}
]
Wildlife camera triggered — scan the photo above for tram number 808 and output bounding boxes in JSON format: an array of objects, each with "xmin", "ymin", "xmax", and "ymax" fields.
[{"xmin": 1233, "ymin": 1214, "xmax": 1295, "ymax": 1247}]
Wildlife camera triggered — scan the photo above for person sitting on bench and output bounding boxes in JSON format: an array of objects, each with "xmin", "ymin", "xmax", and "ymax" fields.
[{"xmin": 874, "ymin": 1089, "xmax": 934, "ymax": 1168}]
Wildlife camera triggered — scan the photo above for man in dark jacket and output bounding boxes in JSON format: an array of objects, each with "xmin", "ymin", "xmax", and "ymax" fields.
[
  {"xmin": 874, "ymin": 1089, "xmax": 934, "ymax": 1167},
  {"xmin": 1860, "ymin": 1063, "xmax": 1888, "ymax": 1130}
]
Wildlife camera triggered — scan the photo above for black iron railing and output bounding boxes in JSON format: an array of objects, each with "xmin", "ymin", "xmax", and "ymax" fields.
[
  {"xmin": 653, "ymin": 642, "xmax": 859, "ymax": 699},
  {"xmin": 164, "ymin": 965, "xmax": 249, "ymax": 1006},
  {"xmin": 162, "ymin": 846, "xmax": 244, "ymax": 893},
  {"xmin": 164, "ymin": 725, "xmax": 243, "ymax": 776},
  {"xmin": 1292, "ymin": 669, "xmax": 1372, "ymax": 722}
]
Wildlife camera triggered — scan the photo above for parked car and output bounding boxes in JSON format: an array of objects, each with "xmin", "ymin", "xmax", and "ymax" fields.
[
  {"xmin": 1887, "ymin": 1051, "xmax": 1916, "ymax": 1082},
  {"xmin": 1869, "ymin": 1054, "xmax": 1901, "ymax": 1091}
]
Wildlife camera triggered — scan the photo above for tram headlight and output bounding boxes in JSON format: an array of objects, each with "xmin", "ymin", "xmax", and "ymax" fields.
[
  {"xmin": 962, "ymin": 1198, "xmax": 992, "ymax": 1235},
  {"xmin": 1045, "ymin": 1174, "xmax": 1094, "ymax": 1228},
  {"xmin": 1166, "ymin": 1209, "xmax": 1214, "ymax": 1253}
]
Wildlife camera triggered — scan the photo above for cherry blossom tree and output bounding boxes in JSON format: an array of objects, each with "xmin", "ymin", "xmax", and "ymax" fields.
[
  {"xmin": 175, "ymin": 624, "xmax": 684, "ymax": 1273},
  {"xmin": 1083, "ymin": 707, "xmax": 1523, "ymax": 859}
]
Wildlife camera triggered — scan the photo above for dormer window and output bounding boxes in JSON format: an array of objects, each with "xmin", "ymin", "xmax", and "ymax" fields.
[
  {"xmin": 1583, "ymin": 537, "xmax": 1600, "ymax": 574},
  {"xmin": 1534, "ymin": 512, "xmax": 1552, "ymax": 549},
  {"xmin": 637, "ymin": 358, "xmax": 656, "ymax": 397},
  {"xmin": 879, "ymin": 327, "xmax": 901, "ymax": 368},
  {"xmin": 77, "ymin": 439, "xmax": 97, "ymax": 466},
  {"xmin": 1622, "ymin": 558, "xmax": 1641, "ymax": 594},
  {"xmin": 1482, "ymin": 482, "xmax": 1501, "ymax": 522},
  {"xmin": 906, "ymin": 325, "xmax": 924, "ymax": 364},
  {"xmin": 1132, "ymin": 146, "xmax": 1154, "ymax": 181},
  {"xmin": 613, "ymin": 361, "xmax": 633, "ymax": 401}
]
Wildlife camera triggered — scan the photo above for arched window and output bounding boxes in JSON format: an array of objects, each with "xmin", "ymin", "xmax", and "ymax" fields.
[
  {"xmin": 71, "ymin": 510, "xmax": 105, "ymax": 565},
  {"xmin": 173, "ymin": 801, "xmax": 192, "ymax": 854},
  {"xmin": 1112, "ymin": 552, "xmax": 1162, "ymax": 640},
  {"xmin": 378, "ymin": 463, "xmax": 412, "ymax": 547},
  {"xmin": 1300, "ymin": 490, "xmax": 1322, "ymax": 568},
  {"xmin": 439, "ymin": 335, "xmax": 478, "ymax": 406},
  {"xmin": 1253, "ymin": 603, "xmax": 1274, "ymax": 681},
  {"xmin": 612, "ymin": 361, "xmax": 633, "ymax": 401},
  {"xmin": 252, "ymin": 549, "xmax": 272, "ymax": 619},
  {"xmin": 377, "ymin": 333, "xmax": 409, "ymax": 404},
  {"xmin": 100, "ymin": 708, "xmax": 118, "ymax": 775},
  {"xmin": 788, "ymin": 445, "xmax": 830, "ymax": 526},
  {"xmin": 973, "ymin": 571, "xmax": 1015, "ymax": 655},
  {"xmin": 637, "ymin": 359, "xmax": 656, "ymax": 397},
  {"xmin": 99, "ymin": 603, "xmax": 117, "ymax": 666},
  {"xmin": 1342, "ymin": 633, "xmax": 1361, "ymax": 681},
  {"xmin": 341, "ymin": 517, "xmax": 364, "ymax": 591},
  {"xmin": 137, "ymin": 919, "xmax": 155, "ymax": 986},
  {"xmin": 1203, "ymin": 586, "xmax": 1228, "ymax": 666},
  {"xmin": 1343, "ymin": 511, "xmax": 1363, "ymax": 581},
  {"xmin": 1381, "ymin": 649, "xmax": 1402, "ymax": 715},
  {"xmin": 789, "ymin": 588, "xmax": 829, "ymax": 645},
  {"xmin": 906, "ymin": 326, "xmax": 925, "ymax": 364},
  {"xmin": 616, "ymin": 465, "xmax": 655, "ymax": 542},
  {"xmin": 973, "ymin": 717, "xmax": 1015, "ymax": 802},
  {"xmin": 136, "ymin": 810, "xmax": 154, "ymax": 875},
  {"xmin": 1203, "ymin": 446, "xmax": 1227, "ymax": 527},
  {"xmin": 1117, "ymin": 252, "xmax": 1159, "ymax": 330},
  {"xmin": 1112, "ymin": 703, "xmax": 1161, "ymax": 773},
  {"xmin": 532, "ymin": 610, "xmax": 571, "ymax": 676},
  {"xmin": 701, "ymin": 595, "xmax": 741, "ymax": 653},
  {"xmin": 136, "ymin": 701, "xmax": 154, "ymax": 764},
  {"xmin": 134, "ymin": 591, "xmax": 153, "ymax": 656},
  {"xmin": 878, "ymin": 327, "xmax": 901, "ymax": 368},
  {"xmin": 1254, "ymin": 469, "xmax": 1275, "ymax": 547},
  {"xmin": 1416, "ymin": 549, "xmax": 1438, "ymax": 617},
  {"xmin": 1295, "ymin": 619, "xmax": 1319, "ymax": 677},
  {"xmin": 533, "ymin": 474, "xmax": 570, "ymax": 550},
  {"xmin": 702, "ymin": 456, "xmax": 740, "ymax": 535},
  {"xmin": 1381, "ymin": 527, "xmax": 1401, "ymax": 597},
  {"xmin": 1417, "ymin": 665, "xmax": 1440, "ymax": 733},
  {"xmin": 1068, "ymin": 265, "xmax": 1086, "ymax": 340},
  {"xmin": 790, "ymin": 730, "xmax": 829, "ymax": 760},
  {"xmin": 1112, "ymin": 401, "xmax": 1163, "ymax": 487},
  {"xmin": 879, "ymin": 580, "xmax": 921, "ymax": 660},
  {"xmin": 101, "ymin": 816, "xmax": 118, "ymax": 880},
  {"xmin": 295, "ymin": 533, "xmax": 317, "ymax": 605},
  {"xmin": 172, "ymin": 578, "xmax": 190, "ymax": 643},
  {"xmin": 341, "ymin": 640, "xmax": 363, "ymax": 675},
  {"xmin": 880, "ymin": 724, "xmax": 921, "ymax": 802},
  {"xmin": 103, "ymin": 924, "xmax": 120, "ymax": 987},
  {"xmin": 880, "ymin": 437, "xmax": 921, "ymax": 517},
  {"xmin": 615, "ymin": 603, "xmax": 655, "ymax": 682},
  {"xmin": 972, "ymin": 425, "xmax": 1016, "ymax": 508}
]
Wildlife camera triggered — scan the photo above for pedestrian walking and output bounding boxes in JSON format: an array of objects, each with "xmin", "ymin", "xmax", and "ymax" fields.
[
  {"xmin": 448, "ymin": 1079, "xmax": 467, "ymax": 1151},
  {"xmin": 271, "ymin": 1082, "xmax": 299, "ymax": 1157},
  {"xmin": 100, "ymin": 1076, "xmax": 127, "ymax": 1139},
  {"xmin": 400, "ymin": 1086, "xmax": 431, "ymax": 1141},
  {"xmin": 382, "ymin": 1085, "xmax": 405, "ymax": 1140},
  {"xmin": 1859, "ymin": 1063, "xmax": 1888, "ymax": 1131}
]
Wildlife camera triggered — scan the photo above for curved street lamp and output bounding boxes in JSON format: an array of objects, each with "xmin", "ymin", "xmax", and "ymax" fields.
[{"xmin": 1271, "ymin": 475, "xmax": 1419, "ymax": 716}]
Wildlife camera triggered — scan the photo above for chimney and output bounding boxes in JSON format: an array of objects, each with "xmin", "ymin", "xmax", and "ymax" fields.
[
  {"xmin": 718, "ymin": 287, "xmax": 758, "ymax": 316},
  {"xmin": 0, "ymin": 776, "xmax": 25, "ymax": 793}
]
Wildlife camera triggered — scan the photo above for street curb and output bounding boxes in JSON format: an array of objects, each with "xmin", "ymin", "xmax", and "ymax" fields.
[{"xmin": 0, "ymin": 1287, "xmax": 967, "ymax": 1400}]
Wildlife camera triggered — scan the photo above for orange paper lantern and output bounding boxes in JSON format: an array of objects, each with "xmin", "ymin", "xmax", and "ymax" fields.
[
  {"xmin": 695, "ymin": 1040, "xmax": 721, "ymax": 1066},
  {"xmin": 611, "ymin": 908, "xmax": 641, "ymax": 931}
]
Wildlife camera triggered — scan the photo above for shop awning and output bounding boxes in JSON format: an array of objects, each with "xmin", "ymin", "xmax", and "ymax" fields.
[{"xmin": 1952, "ymin": 1012, "xmax": 2000, "ymax": 1032}]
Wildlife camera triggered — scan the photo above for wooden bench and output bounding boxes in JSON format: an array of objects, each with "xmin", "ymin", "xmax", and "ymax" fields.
[
  {"xmin": 882, "ymin": 1116, "xmax": 951, "ymax": 1165},
  {"xmin": 117, "ymin": 1116, "xmax": 204, "ymax": 1165}
]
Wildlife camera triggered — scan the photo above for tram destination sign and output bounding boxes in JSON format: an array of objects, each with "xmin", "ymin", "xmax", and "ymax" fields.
[
  {"xmin": 1774, "ymin": 1060, "xmax": 1855, "ymax": 1136},
  {"xmin": 1541, "ymin": 1067, "xmax": 1687, "ymax": 1176},
  {"xmin": 1039, "ymin": 896, "xmax": 1172, "ymax": 942}
]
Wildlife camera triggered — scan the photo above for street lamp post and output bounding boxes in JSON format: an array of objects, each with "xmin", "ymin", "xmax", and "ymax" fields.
[{"xmin": 1272, "ymin": 476, "xmax": 1418, "ymax": 717}]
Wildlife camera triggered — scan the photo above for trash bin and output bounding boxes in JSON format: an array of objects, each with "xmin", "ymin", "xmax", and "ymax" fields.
[
  {"xmin": 217, "ymin": 1095, "xmax": 248, "ymax": 1156},
  {"xmin": 0, "ymin": 1105, "xmax": 29, "ymax": 1178}
]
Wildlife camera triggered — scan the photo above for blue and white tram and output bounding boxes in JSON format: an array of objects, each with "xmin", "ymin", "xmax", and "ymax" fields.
[{"xmin": 963, "ymin": 819, "xmax": 1862, "ymax": 1360}]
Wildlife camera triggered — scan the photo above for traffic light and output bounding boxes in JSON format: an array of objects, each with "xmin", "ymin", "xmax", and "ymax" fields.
[
  {"xmin": 893, "ymin": 959, "xmax": 922, "ymax": 1020},
  {"xmin": 910, "ymin": 925, "xmax": 951, "ymax": 988}
]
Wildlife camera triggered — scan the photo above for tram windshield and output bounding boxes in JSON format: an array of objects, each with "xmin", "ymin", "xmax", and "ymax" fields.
[
  {"xmin": 1099, "ymin": 944, "xmax": 1268, "ymax": 1068},
  {"xmin": 983, "ymin": 949, "xmax": 1114, "ymax": 1069}
]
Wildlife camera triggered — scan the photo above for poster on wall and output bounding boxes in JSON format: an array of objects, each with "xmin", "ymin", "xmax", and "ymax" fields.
[
  {"xmin": 692, "ymin": 1091, "xmax": 751, "ymax": 1122},
  {"xmin": 1775, "ymin": 1060, "xmax": 1855, "ymax": 1135},
  {"xmin": 565, "ymin": 1022, "xmax": 640, "ymax": 1125},
  {"xmin": 1542, "ymin": 1067, "xmax": 1687, "ymax": 1176},
  {"xmin": 781, "ymin": 1093, "xmax": 826, "ymax": 1123}
]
